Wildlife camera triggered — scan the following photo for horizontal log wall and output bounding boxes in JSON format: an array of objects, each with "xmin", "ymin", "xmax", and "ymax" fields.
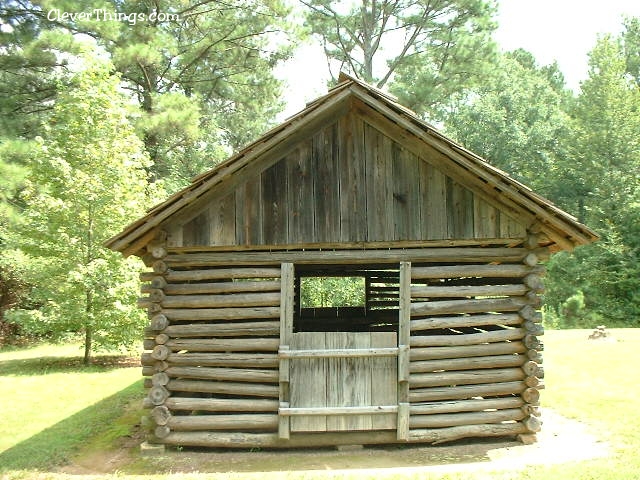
[
  {"xmin": 140, "ymin": 245, "xmax": 282, "ymax": 443},
  {"xmin": 407, "ymin": 238, "xmax": 545, "ymax": 441},
  {"xmin": 139, "ymin": 242, "xmax": 544, "ymax": 448}
]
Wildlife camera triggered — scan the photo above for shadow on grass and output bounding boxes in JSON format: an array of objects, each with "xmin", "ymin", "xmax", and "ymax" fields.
[
  {"xmin": 0, "ymin": 355, "xmax": 139, "ymax": 376},
  {"xmin": 0, "ymin": 379, "xmax": 144, "ymax": 472}
]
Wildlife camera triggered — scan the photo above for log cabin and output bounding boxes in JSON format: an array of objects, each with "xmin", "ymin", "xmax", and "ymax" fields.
[{"xmin": 106, "ymin": 73, "xmax": 598, "ymax": 449}]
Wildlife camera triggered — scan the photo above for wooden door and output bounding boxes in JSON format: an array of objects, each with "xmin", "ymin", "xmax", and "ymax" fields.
[{"xmin": 286, "ymin": 331, "xmax": 398, "ymax": 432}]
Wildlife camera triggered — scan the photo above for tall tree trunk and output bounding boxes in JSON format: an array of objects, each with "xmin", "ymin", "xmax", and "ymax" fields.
[
  {"xmin": 84, "ymin": 209, "xmax": 94, "ymax": 366},
  {"xmin": 84, "ymin": 321, "xmax": 92, "ymax": 365}
]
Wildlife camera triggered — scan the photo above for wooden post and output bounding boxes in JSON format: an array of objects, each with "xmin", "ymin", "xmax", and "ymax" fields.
[
  {"xmin": 279, "ymin": 402, "xmax": 291, "ymax": 440},
  {"xmin": 397, "ymin": 402, "xmax": 409, "ymax": 440},
  {"xmin": 398, "ymin": 261, "xmax": 411, "ymax": 440},
  {"xmin": 278, "ymin": 263, "xmax": 294, "ymax": 440}
]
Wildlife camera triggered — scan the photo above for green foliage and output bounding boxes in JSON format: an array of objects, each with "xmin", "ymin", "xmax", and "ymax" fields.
[
  {"xmin": 0, "ymin": 257, "xmax": 30, "ymax": 344},
  {"xmin": 14, "ymin": 0, "xmax": 295, "ymax": 189},
  {"xmin": 0, "ymin": 140, "xmax": 30, "ymax": 229},
  {"xmin": 623, "ymin": 17, "xmax": 640, "ymax": 86},
  {"xmin": 300, "ymin": 277, "xmax": 365, "ymax": 308},
  {"xmin": 390, "ymin": 0, "xmax": 499, "ymax": 120},
  {"xmin": 445, "ymin": 31, "xmax": 640, "ymax": 328},
  {"xmin": 545, "ymin": 35, "xmax": 640, "ymax": 327},
  {"xmin": 445, "ymin": 49, "xmax": 572, "ymax": 200},
  {"xmin": 1, "ymin": 0, "xmax": 296, "ymax": 191},
  {"xmin": 4, "ymin": 60, "xmax": 156, "ymax": 360},
  {"xmin": 0, "ymin": 7, "xmax": 73, "ymax": 138},
  {"xmin": 302, "ymin": 0, "xmax": 498, "ymax": 120}
]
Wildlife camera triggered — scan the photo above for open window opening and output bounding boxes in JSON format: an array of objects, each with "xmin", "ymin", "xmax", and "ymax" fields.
[{"xmin": 294, "ymin": 264, "xmax": 400, "ymax": 332}]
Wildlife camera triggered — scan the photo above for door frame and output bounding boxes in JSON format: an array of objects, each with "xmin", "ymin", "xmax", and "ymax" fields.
[{"xmin": 277, "ymin": 261, "xmax": 411, "ymax": 440}]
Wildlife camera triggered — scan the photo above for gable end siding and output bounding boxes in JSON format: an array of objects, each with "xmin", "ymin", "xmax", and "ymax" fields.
[{"xmin": 170, "ymin": 114, "xmax": 526, "ymax": 248}]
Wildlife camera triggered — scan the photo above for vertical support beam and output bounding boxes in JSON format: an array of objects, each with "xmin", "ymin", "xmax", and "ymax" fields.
[
  {"xmin": 397, "ymin": 261, "xmax": 411, "ymax": 440},
  {"xmin": 397, "ymin": 402, "xmax": 409, "ymax": 441},
  {"xmin": 279, "ymin": 262, "xmax": 294, "ymax": 440}
]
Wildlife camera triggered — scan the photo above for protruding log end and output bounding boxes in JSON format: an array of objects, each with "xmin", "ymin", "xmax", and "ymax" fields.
[
  {"xmin": 523, "ymin": 252, "xmax": 538, "ymax": 267},
  {"xmin": 519, "ymin": 305, "xmax": 537, "ymax": 321},
  {"xmin": 524, "ymin": 274, "xmax": 545, "ymax": 293},
  {"xmin": 524, "ymin": 335, "xmax": 543, "ymax": 350},
  {"xmin": 525, "ymin": 292, "xmax": 543, "ymax": 307},
  {"xmin": 524, "ymin": 322, "xmax": 544, "ymax": 336},
  {"xmin": 152, "ymin": 372, "xmax": 170, "ymax": 386},
  {"xmin": 149, "ymin": 289, "xmax": 166, "ymax": 303},
  {"xmin": 152, "ymin": 260, "xmax": 168, "ymax": 274},
  {"xmin": 148, "ymin": 385, "xmax": 170, "ymax": 406},
  {"xmin": 525, "ymin": 376, "xmax": 540, "ymax": 388},
  {"xmin": 151, "ymin": 405, "xmax": 172, "ymax": 426},
  {"xmin": 152, "ymin": 344, "xmax": 170, "ymax": 361},
  {"xmin": 523, "ymin": 415, "xmax": 542, "ymax": 433},
  {"xmin": 522, "ymin": 387, "xmax": 540, "ymax": 405},
  {"xmin": 149, "ymin": 314, "xmax": 169, "ymax": 331},
  {"xmin": 150, "ymin": 276, "xmax": 168, "ymax": 289},
  {"xmin": 522, "ymin": 360, "xmax": 540, "ymax": 377},
  {"xmin": 149, "ymin": 245, "xmax": 168, "ymax": 259},
  {"xmin": 526, "ymin": 350, "xmax": 543, "ymax": 362},
  {"xmin": 522, "ymin": 404, "xmax": 541, "ymax": 417},
  {"xmin": 154, "ymin": 425, "xmax": 171, "ymax": 439},
  {"xmin": 147, "ymin": 303, "xmax": 163, "ymax": 314}
]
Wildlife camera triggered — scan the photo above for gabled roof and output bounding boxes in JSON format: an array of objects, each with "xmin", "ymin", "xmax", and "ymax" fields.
[{"xmin": 106, "ymin": 73, "xmax": 598, "ymax": 255}]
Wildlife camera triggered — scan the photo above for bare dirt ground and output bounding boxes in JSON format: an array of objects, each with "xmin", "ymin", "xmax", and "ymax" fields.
[{"xmin": 59, "ymin": 408, "xmax": 609, "ymax": 476}]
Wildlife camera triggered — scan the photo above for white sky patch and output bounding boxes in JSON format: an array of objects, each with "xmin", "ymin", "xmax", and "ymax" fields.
[
  {"xmin": 495, "ymin": 0, "xmax": 640, "ymax": 90},
  {"xmin": 276, "ymin": 0, "xmax": 640, "ymax": 116}
]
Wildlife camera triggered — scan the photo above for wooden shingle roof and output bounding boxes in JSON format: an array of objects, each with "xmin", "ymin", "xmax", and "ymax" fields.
[{"xmin": 106, "ymin": 73, "xmax": 598, "ymax": 255}]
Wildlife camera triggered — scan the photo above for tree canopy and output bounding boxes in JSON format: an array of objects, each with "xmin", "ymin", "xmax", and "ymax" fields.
[
  {"xmin": 1, "ymin": 0, "xmax": 295, "ymax": 190},
  {"xmin": 1, "ymin": 2, "xmax": 639, "ymax": 352},
  {"xmin": 5, "ymin": 60, "xmax": 156, "ymax": 362},
  {"xmin": 301, "ymin": 0, "xmax": 498, "ymax": 119}
]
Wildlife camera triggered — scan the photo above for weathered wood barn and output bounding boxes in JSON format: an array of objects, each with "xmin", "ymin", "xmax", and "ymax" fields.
[{"xmin": 106, "ymin": 73, "xmax": 597, "ymax": 449}]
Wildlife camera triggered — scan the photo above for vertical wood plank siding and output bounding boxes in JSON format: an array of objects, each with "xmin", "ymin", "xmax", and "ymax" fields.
[{"xmin": 177, "ymin": 113, "xmax": 526, "ymax": 247}]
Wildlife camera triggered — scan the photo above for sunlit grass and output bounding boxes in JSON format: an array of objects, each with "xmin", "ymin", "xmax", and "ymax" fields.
[
  {"xmin": 0, "ymin": 343, "xmax": 142, "ymax": 470},
  {"xmin": 522, "ymin": 328, "xmax": 640, "ymax": 479}
]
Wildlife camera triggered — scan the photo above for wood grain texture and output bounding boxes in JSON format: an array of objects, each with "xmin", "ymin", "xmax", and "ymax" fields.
[{"xmin": 171, "ymin": 113, "xmax": 529, "ymax": 247}]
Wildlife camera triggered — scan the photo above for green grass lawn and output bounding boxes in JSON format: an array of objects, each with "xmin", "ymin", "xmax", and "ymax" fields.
[
  {"xmin": 522, "ymin": 328, "xmax": 640, "ymax": 480},
  {"xmin": 1, "ymin": 330, "xmax": 639, "ymax": 480},
  {"xmin": 0, "ymin": 343, "xmax": 142, "ymax": 472}
]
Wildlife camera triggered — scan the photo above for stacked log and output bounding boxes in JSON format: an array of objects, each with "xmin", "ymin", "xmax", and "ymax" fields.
[
  {"xmin": 135, "ymin": 238, "xmax": 548, "ymax": 448},
  {"xmin": 138, "ymin": 243, "xmax": 282, "ymax": 442},
  {"xmin": 407, "ymin": 236, "xmax": 545, "ymax": 443},
  {"xmin": 138, "ymin": 232, "xmax": 171, "ymax": 444},
  {"xmin": 518, "ymin": 233, "xmax": 547, "ymax": 438}
]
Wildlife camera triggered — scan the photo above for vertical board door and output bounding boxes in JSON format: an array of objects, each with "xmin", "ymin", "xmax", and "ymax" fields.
[{"xmin": 288, "ymin": 331, "xmax": 398, "ymax": 432}]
